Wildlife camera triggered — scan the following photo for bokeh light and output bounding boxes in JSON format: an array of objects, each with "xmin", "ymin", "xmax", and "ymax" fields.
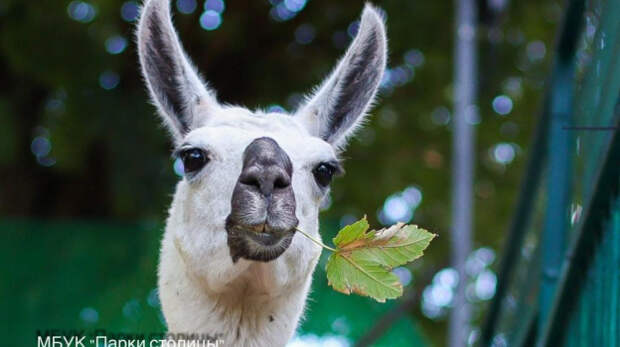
[
  {"xmin": 330, "ymin": 316, "xmax": 351, "ymax": 336},
  {"xmin": 378, "ymin": 186, "xmax": 422, "ymax": 225},
  {"xmin": 392, "ymin": 267, "xmax": 413, "ymax": 286},
  {"xmin": 466, "ymin": 247, "xmax": 496, "ymax": 276},
  {"xmin": 31, "ymin": 137, "xmax": 51, "ymax": 158},
  {"xmin": 31, "ymin": 131, "xmax": 56, "ymax": 167},
  {"xmin": 177, "ymin": 0, "xmax": 197, "ymax": 14},
  {"xmin": 200, "ymin": 10, "xmax": 222, "ymax": 31},
  {"xmin": 422, "ymin": 273, "xmax": 455, "ymax": 319},
  {"xmin": 204, "ymin": 0, "xmax": 225, "ymax": 13},
  {"xmin": 404, "ymin": 49, "xmax": 425, "ymax": 68},
  {"xmin": 79, "ymin": 307, "xmax": 99, "ymax": 324},
  {"xmin": 147, "ymin": 288, "xmax": 160, "ymax": 307},
  {"xmin": 105, "ymin": 36, "xmax": 127, "ymax": 55},
  {"xmin": 422, "ymin": 246, "xmax": 498, "ymax": 319},
  {"xmin": 173, "ymin": 158, "xmax": 184, "ymax": 177},
  {"xmin": 474, "ymin": 270, "xmax": 497, "ymax": 300},
  {"xmin": 270, "ymin": 4, "xmax": 296, "ymax": 22},
  {"xmin": 120, "ymin": 1, "xmax": 139, "ymax": 22},
  {"xmin": 526, "ymin": 40, "xmax": 546, "ymax": 62},
  {"xmin": 99, "ymin": 71, "xmax": 120, "ymax": 90},
  {"xmin": 67, "ymin": 1, "xmax": 97, "ymax": 23},
  {"xmin": 267, "ymin": 104, "xmax": 286, "ymax": 113},
  {"xmin": 492, "ymin": 334, "xmax": 508, "ymax": 347},
  {"xmin": 436, "ymin": 268, "xmax": 459, "ymax": 288},
  {"xmin": 381, "ymin": 65, "xmax": 414, "ymax": 91},
  {"xmin": 431, "ymin": 106, "xmax": 451, "ymax": 126},
  {"xmin": 492, "ymin": 142, "xmax": 516, "ymax": 165},
  {"xmin": 492, "ymin": 95, "xmax": 513, "ymax": 115},
  {"xmin": 283, "ymin": 0, "xmax": 307, "ymax": 13},
  {"xmin": 347, "ymin": 21, "xmax": 360, "ymax": 38},
  {"xmin": 122, "ymin": 299, "xmax": 142, "ymax": 320},
  {"xmin": 380, "ymin": 195, "xmax": 412, "ymax": 224}
]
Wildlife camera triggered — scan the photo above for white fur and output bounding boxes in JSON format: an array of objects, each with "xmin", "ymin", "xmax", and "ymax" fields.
[
  {"xmin": 136, "ymin": 1, "xmax": 387, "ymax": 345},
  {"xmin": 159, "ymin": 109, "xmax": 330, "ymax": 346}
]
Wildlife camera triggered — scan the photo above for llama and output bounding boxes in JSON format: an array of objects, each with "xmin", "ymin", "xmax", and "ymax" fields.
[{"xmin": 137, "ymin": 0, "xmax": 387, "ymax": 345}]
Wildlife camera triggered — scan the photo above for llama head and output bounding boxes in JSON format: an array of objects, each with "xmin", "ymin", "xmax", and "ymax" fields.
[{"xmin": 137, "ymin": 0, "xmax": 386, "ymax": 266}]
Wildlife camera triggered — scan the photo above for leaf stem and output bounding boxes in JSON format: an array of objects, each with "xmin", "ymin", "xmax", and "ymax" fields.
[{"xmin": 295, "ymin": 228, "xmax": 337, "ymax": 252}]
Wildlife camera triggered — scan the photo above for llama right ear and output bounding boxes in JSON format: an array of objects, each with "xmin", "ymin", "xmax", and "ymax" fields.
[
  {"xmin": 294, "ymin": 4, "xmax": 387, "ymax": 150},
  {"xmin": 137, "ymin": 0, "xmax": 219, "ymax": 143}
]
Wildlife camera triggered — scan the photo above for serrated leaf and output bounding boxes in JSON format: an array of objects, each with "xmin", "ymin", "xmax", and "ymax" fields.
[
  {"xmin": 326, "ymin": 220, "xmax": 436, "ymax": 302},
  {"xmin": 332, "ymin": 216, "xmax": 369, "ymax": 246}
]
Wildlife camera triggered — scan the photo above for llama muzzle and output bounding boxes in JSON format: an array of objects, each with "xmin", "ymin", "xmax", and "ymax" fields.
[{"xmin": 225, "ymin": 137, "xmax": 298, "ymax": 262}]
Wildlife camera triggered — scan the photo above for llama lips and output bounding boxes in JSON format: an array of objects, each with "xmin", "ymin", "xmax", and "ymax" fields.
[
  {"xmin": 245, "ymin": 229, "xmax": 288, "ymax": 247},
  {"xmin": 243, "ymin": 222, "xmax": 294, "ymax": 235},
  {"xmin": 242, "ymin": 223, "xmax": 269, "ymax": 234},
  {"xmin": 225, "ymin": 221, "xmax": 296, "ymax": 263}
]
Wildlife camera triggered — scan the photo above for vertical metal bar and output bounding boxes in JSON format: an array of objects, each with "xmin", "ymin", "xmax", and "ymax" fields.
[
  {"xmin": 539, "ymin": 60, "xmax": 574, "ymax": 327},
  {"xmin": 450, "ymin": 0, "xmax": 477, "ymax": 345},
  {"xmin": 537, "ymin": 0, "xmax": 584, "ymax": 333}
]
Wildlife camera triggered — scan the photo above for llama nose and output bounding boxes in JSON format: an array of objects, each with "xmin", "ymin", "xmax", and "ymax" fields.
[
  {"xmin": 226, "ymin": 136, "xmax": 298, "ymax": 261},
  {"xmin": 239, "ymin": 165, "xmax": 291, "ymax": 196},
  {"xmin": 239, "ymin": 137, "xmax": 293, "ymax": 197}
]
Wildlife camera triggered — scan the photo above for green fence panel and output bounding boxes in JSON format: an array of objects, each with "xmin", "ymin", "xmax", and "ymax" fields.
[
  {"xmin": 481, "ymin": 0, "xmax": 620, "ymax": 344},
  {"xmin": 563, "ymin": 193, "xmax": 620, "ymax": 347}
]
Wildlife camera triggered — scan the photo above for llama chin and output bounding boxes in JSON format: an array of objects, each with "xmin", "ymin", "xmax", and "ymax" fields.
[{"xmin": 136, "ymin": 0, "xmax": 387, "ymax": 345}]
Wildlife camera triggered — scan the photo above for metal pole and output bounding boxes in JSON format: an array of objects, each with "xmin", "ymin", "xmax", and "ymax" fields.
[{"xmin": 450, "ymin": 0, "xmax": 477, "ymax": 345}]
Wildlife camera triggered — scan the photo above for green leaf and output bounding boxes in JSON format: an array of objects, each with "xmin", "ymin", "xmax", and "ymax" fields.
[
  {"xmin": 332, "ymin": 215, "xmax": 369, "ymax": 246},
  {"xmin": 325, "ymin": 220, "xmax": 436, "ymax": 302}
]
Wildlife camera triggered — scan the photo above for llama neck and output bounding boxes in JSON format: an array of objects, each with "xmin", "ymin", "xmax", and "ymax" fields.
[{"xmin": 157, "ymin": 226, "xmax": 315, "ymax": 346}]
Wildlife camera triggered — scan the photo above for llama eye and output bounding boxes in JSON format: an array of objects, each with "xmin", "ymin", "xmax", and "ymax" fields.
[
  {"xmin": 312, "ymin": 163, "xmax": 336, "ymax": 187},
  {"xmin": 181, "ymin": 148, "xmax": 209, "ymax": 174}
]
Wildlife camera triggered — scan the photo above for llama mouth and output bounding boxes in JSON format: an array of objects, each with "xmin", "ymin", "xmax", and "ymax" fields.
[
  {"xmin": 245, "ymin": 229, "xmax": 288, "ymax": 246},
  {"xmin": 225, "ymin": 221, "xmax": 296, "ymax": 263}
]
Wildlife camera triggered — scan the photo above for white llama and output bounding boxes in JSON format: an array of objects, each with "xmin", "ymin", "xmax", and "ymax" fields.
[{"xmin": 137, "ymin": 0, "xmax": 387, "ymax": 345}]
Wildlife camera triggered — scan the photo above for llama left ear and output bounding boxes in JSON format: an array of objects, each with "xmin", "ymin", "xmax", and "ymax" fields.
[
  {"xmin": 137, "ymin": 0, "xmax": 219, "ymax": 144},
  {"xmin": 295, "ymin": 4, "xmax": 387, "ymax": 149}
]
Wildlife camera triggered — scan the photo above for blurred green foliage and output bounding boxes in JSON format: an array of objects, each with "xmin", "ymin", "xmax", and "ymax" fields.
[
  {"xmin": 1, "ymin": 219, "xmax": 427, "ymax": 346},
  {"xmin": 0, "ymin": 0, "xmax": 561, "ymax": 344}
]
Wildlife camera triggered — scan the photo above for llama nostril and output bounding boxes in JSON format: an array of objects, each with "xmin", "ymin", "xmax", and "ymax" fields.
[
  {"xmin": 240, "ymin": 175, "xmax": 261, "ymax": 189},
  {"xmin": 239, "ymin": 166, "xmax": 291, "ymax": 197},
  {"xmin": 240, "ymin": 171, "xmax": 290, "ymax": 197},
  {"xmin": 274, "ymin": 176, "xmax": 290, "ymax": 189}
]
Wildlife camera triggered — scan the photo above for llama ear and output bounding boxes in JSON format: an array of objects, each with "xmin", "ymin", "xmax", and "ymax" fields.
[
  {"xmin": 137, "ymin": 0, "xmax": 219, "ymax": 143},
  {"xmin": 295, "ymin": 4, "xmax": 387, "ymax": 149}
]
